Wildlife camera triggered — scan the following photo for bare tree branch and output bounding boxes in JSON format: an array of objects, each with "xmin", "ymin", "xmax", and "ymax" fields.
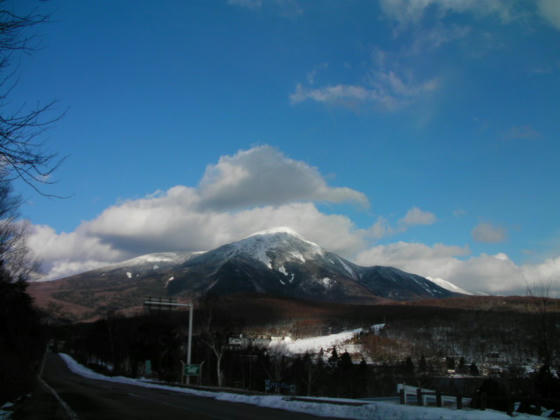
[{"xmin": 0, "ymin": 1, "xmax": 65, "ymax": 195}]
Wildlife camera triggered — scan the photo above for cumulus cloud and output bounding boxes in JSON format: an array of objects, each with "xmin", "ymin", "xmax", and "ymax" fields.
[
  {"xmin": 366, "ymin": 207, "xmax": 436, "ymax": 240},
  {"xmin": 472, "ymin": 222, "xmax": 507, "ymax": 243},
  {"xmin": 30, "ymin": 202, "xmax": 367, "ymax": 280},
  {"xmin": 26, "ymin": 146, "xmax": 369, "ymax": 280},
  {"xmin": 355, "ymin": 241, "xmax": 560, "ymax": 296},
  {"xmin": 368, "ymin": 217, "xmax": 393, "ymax": 240},
  {"xmin": 197, "ymin": 146, "xmax": 368, "ymax": 209},
  {"xmin": 399, "ymin": 207, "xmax": 437, "ymax": 227}
]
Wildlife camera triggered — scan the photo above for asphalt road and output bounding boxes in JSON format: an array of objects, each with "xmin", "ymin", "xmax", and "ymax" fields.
[{"xmin": 40, "ymin": 354, "xmax": 336, "ymax": 420}]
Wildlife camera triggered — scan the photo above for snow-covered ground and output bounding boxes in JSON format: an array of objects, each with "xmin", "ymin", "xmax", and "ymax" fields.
[
  {"xmin": 59, "ymin": 353, "xmax": 541, "ymax": 419},
  {"xmin": 268, "ymin": 324, "xmax": 386, "ymax": 357},
  {"xmin": 0, "ymin": 402, "xmax": 13, "ymax": 419},
  {"xmin": 271, "ymin": 328, "xmax": 362, "ymax": 355}
]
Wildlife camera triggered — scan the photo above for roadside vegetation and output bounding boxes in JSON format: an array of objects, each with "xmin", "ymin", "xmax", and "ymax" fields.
[{"xmin": 49, "ymin": 294, "xmax": 560, "ymax": 415}]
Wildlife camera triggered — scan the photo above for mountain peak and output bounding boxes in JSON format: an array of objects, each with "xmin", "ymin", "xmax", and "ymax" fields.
[
  {"xmin": 246, "ymin": 226, "xmax": 321, "ymax": 249},
  {"xmin": 248, "ymin": 226, "xmax": 302, "ymax": 238}
]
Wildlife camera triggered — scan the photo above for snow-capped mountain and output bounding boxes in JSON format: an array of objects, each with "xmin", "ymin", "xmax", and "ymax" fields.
[
  {"xmin": 164, "ymin": 227, "xmax": 459, "ymax": 302},
  {"xmin": 28, "ymin": 228, "xmax": 462, "ymax": 321}
]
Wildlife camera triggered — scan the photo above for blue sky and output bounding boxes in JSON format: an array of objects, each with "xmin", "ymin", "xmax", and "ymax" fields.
[{"xmin": 12, "ymin": 0, "xmax": 560, "ymax": 295}]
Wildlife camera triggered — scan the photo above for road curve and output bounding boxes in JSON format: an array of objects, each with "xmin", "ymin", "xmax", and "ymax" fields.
[{"xmin": 41, "ymin": 353, "xmax": 336, "ymax": 420}]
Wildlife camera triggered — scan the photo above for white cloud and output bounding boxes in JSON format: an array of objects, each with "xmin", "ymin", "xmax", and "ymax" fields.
[
  {"xmin": 290, "ymin": 72, "xmax": 438, "ymax": 111},
  {"xmin": 366, "ymin": 207, "xmax": 436, "ymax": 241},
  {"xmin": 355, "ymin": 241, "xmax": 560, "ymax": 297},
  {"xmin": 404, "ymin": 24, "xmax": 471, "ymax": 55},
  {"xmin": 197, "ymin": 146, "xmax": 368, "ymax": 209},
  {"xmin": 399, "ymin": 206, "xmax": 437, "ymax": 226},
  {"xmin": 29, "ymin": 202, "xmax": 367, "ymax": 280},
  {"xmin": 368, "ymin": 217, "xmax": 394, "ymax": 240},
  {"xmin": 379, "ymin": 0, "xmax": 560, "ymax": 33},
  {"xmin": 537, "ymin": 0, "xmax": 560, "ymax": 30},
  {"xmin": 379, "ymin": 0, "xmax": 517, "ymax": 25},
  {"xmin": 291, "ymin": 46, "xmax": 439, "ymax": 112},
  {"xmin": 472, "ymin": 222, "xmax": 507, "ymax": 243},
  {"xmin": 26, "ymin": 146, "xmax": 369, "ymax": 280}
]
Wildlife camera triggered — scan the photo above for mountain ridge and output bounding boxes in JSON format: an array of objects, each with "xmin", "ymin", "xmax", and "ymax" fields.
[{"xmin": 28, "ymin": 228, "xmax": 464, "ymax": 321}]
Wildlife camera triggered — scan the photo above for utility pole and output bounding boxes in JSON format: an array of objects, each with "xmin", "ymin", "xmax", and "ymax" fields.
[
  {"xmin": 187, "ymin": 303, "xmax": 193, "ymax": 384},
  {"xmin": 144, "ymin": 297, "xmax": 194, "ymax": 384}
]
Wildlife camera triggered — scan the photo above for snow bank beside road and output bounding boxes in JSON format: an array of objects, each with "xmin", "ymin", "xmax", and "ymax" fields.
[{"xmin": 59, "ymin": 353, "xmax": 540, "ymax": 419}]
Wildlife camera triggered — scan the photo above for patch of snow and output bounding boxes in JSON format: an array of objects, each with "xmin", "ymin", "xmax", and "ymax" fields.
[
  {"xmin": 288, "ymin": 273, "xmax": 295, "ymax": 283},
  {"xmin": 164, "ymin": 276, "xmax": 175, "ymax": 288},
  {"xmin": 126, "ymin": 272, "xmax": 132, "ymax": 279},
  {"xmin": 0, "ymin": 409, "xmax": 12, "ymax": 419},
  {"xmin": 59, "ymin": 353, "xmax": 541, "ymax": 420},
  {"xmin": 99, "ymin": 252, "xmax": 194, "ymax": 272},
  {"xmin": 370, "ymin": 323, "xmax": 386, "ymax": 334},
  {"xmin": 230, "ymin": 227, "xmax": 327, "ymax": 269},
  {"xmin": 426, "ymin": 276, "xmax": 472, "ymax": 295},
  {"xmin": 278, "ymin": 265, "xmax": 288, "ymax": 276},
  {"xmin": 279, "ymin": 279, "xmax": 286, "ymax": 285},
  {"xmin": 153, "ymin": 265, "xmax": 159, "ymax": 270},
  {"xmin": 337, "ymin": 257, "xmax": 356, "ymax": 278},
  {"xmin": 289, "ymin": 251, "xmax": 306, "ymax": 263},
  {"xmin": 247, "ymin": 227, "xmax": 322, "ymax": 250},
  {"xmin": 320, "ymin": 277, "xmax": 334, "ymax": 288}
]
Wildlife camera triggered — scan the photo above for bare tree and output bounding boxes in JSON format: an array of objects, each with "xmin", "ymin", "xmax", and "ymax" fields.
[
  {"xmin": 0, "ymin": 2, "xmax": 64, "ymax": 280},
  {"xmin": 0, "ymin": 176, "xmax": 35, "ymax": 278},
  {"xmin": 0, "ymin": 4, "xmax": 63, "ymax": 192},
  {"xmin": 526, "ymin": 282, "xmax": 559, "ymax": 368},
  {"xmin": 198, "ymin": 297, "xmax": 232, "ymax": 387}
]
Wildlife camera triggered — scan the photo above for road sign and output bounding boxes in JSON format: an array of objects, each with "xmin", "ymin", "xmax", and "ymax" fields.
[{"xmin": 184, "ymin": 364, "xmax": 201, "ymax": 376}]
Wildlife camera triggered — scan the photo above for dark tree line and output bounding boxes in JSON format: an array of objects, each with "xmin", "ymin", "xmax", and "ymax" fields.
[{"xmin": 0, "ymin": 262, "xmax": 44, "ymax": 403}]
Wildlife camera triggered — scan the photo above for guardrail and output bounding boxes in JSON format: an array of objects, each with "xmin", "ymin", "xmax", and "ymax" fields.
[{"xmin": 397, "ymin": 384, "xmax": 471, "ymax": 409}]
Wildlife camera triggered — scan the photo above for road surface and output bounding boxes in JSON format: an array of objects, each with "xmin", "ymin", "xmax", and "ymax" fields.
[{"xmin": 37, "ymin": 353, "xmax": 336, "ymax": 420}]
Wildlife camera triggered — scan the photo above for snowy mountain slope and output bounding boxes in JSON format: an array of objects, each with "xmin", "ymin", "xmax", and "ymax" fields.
[
  {"xmin": 29, "ymin": 228, "xmax": 462, "ymax": 320},
  {"xmin": 426, "ymin": 276, "xmax": 472, "ymax": 295},
  {"xmin": 165, "ymin": 228, "xmax": 459, "ymax": 302},
  {"xmin": 94, "ymin": 251, "xmax": 196, "ymax": 280}
]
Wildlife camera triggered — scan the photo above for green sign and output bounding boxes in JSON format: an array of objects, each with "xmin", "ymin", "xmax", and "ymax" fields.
[{"xmin": 184, "ymin": 364, "xmax": 201, "ymax": 376}]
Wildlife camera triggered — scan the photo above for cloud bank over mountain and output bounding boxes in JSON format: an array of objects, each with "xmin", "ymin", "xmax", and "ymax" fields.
[{"xmin": 27, "ymin": 146, "xmax": 560, "ymax": 297}]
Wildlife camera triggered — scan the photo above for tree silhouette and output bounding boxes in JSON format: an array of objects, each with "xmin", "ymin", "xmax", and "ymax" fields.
[{"xmin": 0, "ymin": 3, "xmax": 63, "ymax": 193}]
